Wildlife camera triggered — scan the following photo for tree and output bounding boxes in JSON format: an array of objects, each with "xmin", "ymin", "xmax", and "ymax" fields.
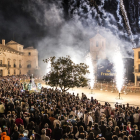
[{"xmin": 43, "ymin": 56, "xmax": 89, "ymax": 92}]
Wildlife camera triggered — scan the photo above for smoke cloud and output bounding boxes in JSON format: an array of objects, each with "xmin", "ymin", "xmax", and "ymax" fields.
[{"xmin": 23, "ymin": 0, "xmax": 139, "ymax": 74}]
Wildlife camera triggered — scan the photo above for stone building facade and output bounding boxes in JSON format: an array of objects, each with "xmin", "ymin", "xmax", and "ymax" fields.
[
  {"xmin": 133, "ymin": 47, "xmax": 140, "ymax": 86},
  {"xmin": 0, "ymin": 39, "xmax": 38, "ymax": 76}
]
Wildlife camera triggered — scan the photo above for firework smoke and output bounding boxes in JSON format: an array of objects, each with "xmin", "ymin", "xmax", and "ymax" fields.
[
  {"xmin": 86, "ymin": 53, "xmax": 94, "ymax": 89},
  {"xmin": 46, "ymin": 59, "xmax": 51, "ymax": 74}
]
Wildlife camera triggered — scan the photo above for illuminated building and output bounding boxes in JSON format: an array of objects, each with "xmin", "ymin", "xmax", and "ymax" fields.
[
  {"xmin": 133, "ymin": 47, "xmax": 140, "ymax": 86},
  {"xmin": 0, "ymin": 39, "xmax": 38, "ymax": 76}
]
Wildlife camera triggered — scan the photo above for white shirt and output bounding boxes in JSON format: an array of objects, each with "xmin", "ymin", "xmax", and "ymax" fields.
[
  {"xmin": 53, "ymin": 119, "xmax": 61, "ymax": 128},
  {"xmin": 133, "ymin": 113, "xmax": 139, "ymax": 123},
  {"xmin": 88, "ymin": 115, "xmax": 93, "ymax": 125}
]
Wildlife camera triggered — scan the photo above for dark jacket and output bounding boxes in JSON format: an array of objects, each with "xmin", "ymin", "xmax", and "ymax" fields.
[
  {"xmin": 100, "ymin": 125, "xmax": 106, "ymax": 137},
  {"xmin": 18, "ymin": 136, "xmax": 30, "ymax": 140},
  {"xmin": 11, "ymin": 131, "xmax": 20, "ymax": 140},
  {"xmin": 53, "ymin": 127, "xmax": 62, "ymax": 140},
  {"xmin": 105, "ymin": 131, "xmax": 112, "ymax": 140}
]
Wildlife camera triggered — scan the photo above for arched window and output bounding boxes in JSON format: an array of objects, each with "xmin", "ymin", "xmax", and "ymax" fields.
[
  {"xmin": 96, "ymin": 41, "xmax": 99, "ymax": 47},
  {"xmin": 27, "ymin": 61, "xmax": 31, "ymax": 68}
]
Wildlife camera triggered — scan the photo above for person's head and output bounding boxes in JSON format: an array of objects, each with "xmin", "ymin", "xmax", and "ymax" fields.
[
  {"xmin": 80, "ymin": 117, "xmax": 83, "ymax": 122},
  {"xmin": 123, "ymin": 136, "xmax": 128, "ymax": 140},
  {"xmin": 119, "ymin": 132, "xmax": 124, "ymax": 138},
  {"xmin": 19, "ymin": 125, "xmax": 24, "ymax": 133},
  {"xmin": 89, "ymin": 121, "xmax": 92, "ymax": 127},
  {"xmin": 73, "ymin": 126, "xmax": 78, "ymax": 134},
  {"xmin": 14, "ymin": 125, "xmax": 18, "ymax": 131},
  {"xmin": 94, "ymin": 123, "xmax": 99, "ymax": 130},
  {"xmin": 79, "ymin": 126, "xmax": 84, "ymax": 133},
  {"xmin": 135, "ymin": 130, "xmax": 140, "ymax": 136},
  {"xmin": 56, "ymin": 123, "xmax": 59, "ymax": 128},
  {"xmin": 112, "ymin": 135, "xmax": 118, "ymax": 140},
  {"xmin": 23, "ymin": 130, "xmax": 28, "ymax": 137},
  {"xmin": 123, "ymin": 125, "xmax": 126, "ymax": 131},
  {"xmin": 41, "ymin": 129, "xmax": 46, "ymax": 135},
  {"xmin": 66, "ymin": 126, "xmax": 71, "ymax": 133},
  {"xmin": 128, "ymin": 135, "xmax": 133, "ymax": 140},
  {"xmin": 115, "ymin": 126, "xmax": 120, "ymax": 134},
  {"xmin": 87, "ymin": 132, "xmax": 94, "ymax": 140},
  {"xmin": 101, "ymin": 121, "xmax": 104, "ymax": 125},
  {"xmin": 44, "ymin": 123, "xmax": 48, "ymax": 128}
]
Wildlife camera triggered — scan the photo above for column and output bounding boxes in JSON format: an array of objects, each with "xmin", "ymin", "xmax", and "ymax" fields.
[{"xmin": 135, "ymin": 74, "xmax": 137, "ymax": 86}]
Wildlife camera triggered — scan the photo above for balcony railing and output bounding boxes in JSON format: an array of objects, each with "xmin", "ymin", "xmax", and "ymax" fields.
[
  {"xmin": 0, "ymin": 64, "xmax": 7, "ymax": 67},
  {"xmin": 27, "ymin": 65, "xmax": 31, "ymax": 68},
  {"xmin": 7, "ymin": 65, "xmax": 11, "ymax": 68},
  {"xmin": 134, "ymin": 69, "xmax": 140, "ymax": 73},
  {"xmin": 19, "ymin": 65, "xmax": 22, "ymax": 68}
]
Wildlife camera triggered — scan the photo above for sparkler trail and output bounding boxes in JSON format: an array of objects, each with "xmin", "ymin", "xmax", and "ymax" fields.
[
  {"xmin": 116, "ymin": 0, "xmax": 123, "ymax": 26},
  {"xmin": 86, "ymin": 53, "xmax": 94, "ymax": 89},
  {"xmin": 120, "ymin": 0, "xmax": 135, "ymax": 47},
  {"xmin": 113, "ymin": 49, "xmax": 124, "ymax": 93}
]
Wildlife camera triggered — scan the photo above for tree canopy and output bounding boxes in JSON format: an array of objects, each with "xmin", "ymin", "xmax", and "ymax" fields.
[{"xmin": 43, "ymin": 56, "xmax": 89, "ymax": 92}]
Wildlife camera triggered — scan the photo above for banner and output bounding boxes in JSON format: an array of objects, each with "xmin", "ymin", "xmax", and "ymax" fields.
[{"xmin": 97, "ymin": 59, "xmax": 115, "ymax": 80}]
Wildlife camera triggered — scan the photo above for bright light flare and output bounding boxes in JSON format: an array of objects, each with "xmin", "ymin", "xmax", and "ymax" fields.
[
  {"xmin": 86, "ymin": 53, "xmax": 94, "ymax": 89},
  {"xmin": 113, "ymin": 50, "xmax": 124, "ymax": 93},
  {"xmin": 46, "ymin": 59, "xmax": 51, "ymax": 74}
]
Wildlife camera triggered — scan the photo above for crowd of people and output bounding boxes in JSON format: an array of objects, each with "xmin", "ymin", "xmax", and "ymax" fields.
[{"xmin": 0, "ymin": 76, "xmax": 140, "ymax": 140}]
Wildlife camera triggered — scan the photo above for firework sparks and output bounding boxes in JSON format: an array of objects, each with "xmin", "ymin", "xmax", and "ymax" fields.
[
  {"xmin": 113, "ymin": 49, "xmax": 124, "ymax": 93},
  {"xmin": 46, "ymin": 58, "xmax": 51, "ymax": 74},
  {"xmin": 86, "ymin": 53, "xmax": 94, "ymax": 89}
]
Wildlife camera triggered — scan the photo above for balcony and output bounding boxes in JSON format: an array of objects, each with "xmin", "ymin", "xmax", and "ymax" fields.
[
  {"xmin": 13, "ymin": 64, "xmax": 16, "ymax": 68},
  {"xmin": 0, "ymin": 64, "xmax": 7, "ymax": 67},
  {"xmin": 27, "ymin": 65, "xmax": 31, "ymax": 68},
  {"xmin": 19, "ymin": 65, "xmax": 22, "ymax": 68},
  {"xmin": 134, "ymin": 69, "xmax": 140, "ymax": 73}
]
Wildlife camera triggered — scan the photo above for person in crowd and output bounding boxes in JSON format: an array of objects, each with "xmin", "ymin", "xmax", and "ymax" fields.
[
  {"xmin": 1, "ymin": 126, "xmax": 10, "ymax": 140},
  {"xmin": 53, "ymin": 124, "xmax": 62, "ymax": 140},
  {"xmin": 11, "ymin": 125, "xmax": 19, "ymax": 140},
  {"xmin": 92, "ymin": 123, "xmax": 101, "ymax": 138},
  {"xmin": 1, "ymin": 75, "xmax": 140, "ymax": 140},
  {"xmin": 40, "ymin": 129, "xmax": 50, "ymax": 140},
  {"xmin": 100, "ymin": 121, "xmax": 106, "ymax": 137}
]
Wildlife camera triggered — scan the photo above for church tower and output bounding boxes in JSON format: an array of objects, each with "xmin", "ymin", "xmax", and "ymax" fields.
[
  {"xmin": 89, "ymin": 33, "xmax": 106, "ymax": 80},
  {"xmin": 90, "ymin": 33, "xmax": 106, "ymax": 61}
]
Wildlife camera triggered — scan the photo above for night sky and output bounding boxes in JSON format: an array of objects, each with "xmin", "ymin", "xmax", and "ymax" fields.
[{"xmin": 0, "ymin": 0, "xmax": 140, "ymax": 67}]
